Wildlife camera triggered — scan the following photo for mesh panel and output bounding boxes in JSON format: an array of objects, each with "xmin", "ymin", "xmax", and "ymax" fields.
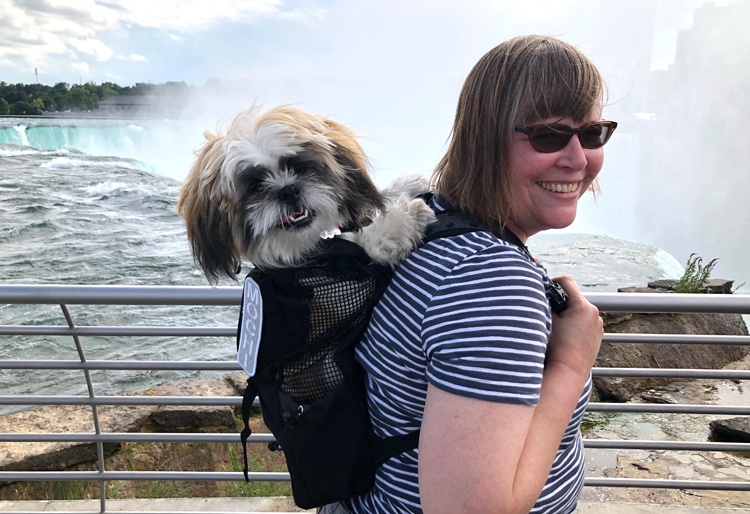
[
  {"xmin": 279, "ymin": 265, "xmax": 383, "ymax": 405},
  {"xmin": 423, "ymin": 211, "xmax": 485, "ymax": 238}
]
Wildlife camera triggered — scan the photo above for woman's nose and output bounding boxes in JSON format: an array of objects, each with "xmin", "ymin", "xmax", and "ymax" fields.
[{"xmin": 556, "ymin": 134, "xmax": 589, "ymax": 170}]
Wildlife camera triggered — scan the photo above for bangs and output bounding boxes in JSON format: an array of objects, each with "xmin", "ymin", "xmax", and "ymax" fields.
[{"xmin": 515, "ymin": 39, "xmax": 604, "ymax": 124}]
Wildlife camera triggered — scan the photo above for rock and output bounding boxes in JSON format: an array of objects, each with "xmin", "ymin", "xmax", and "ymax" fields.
[
  {"xmin": 617, "ymin": 286, "xmax": 671, "ymax": 293},
  {"xmin": 227, "ymin": 373, "xmax": 249, "ymax": 395},
  {"xmin": 709, "ymin": 417, "xmax": 750, "ymax": 442},
  {"xmin": 647, "ymin": 279, "xmax": 679, "ymax": 290},
  {"xmin": 152, "ymin": 376, "xmax": 237, "ymax": 428},
  {"xmin": 0, "ymin": 403, "xmax": 151, "ymax": 473},
  {"xmin": 646, "ymin": 278, "xmax": 734, "ymax": 293},
  {"xmin": 704, "ymin": 279, "xmax": 735, "ymax": 294},
  {"xmin": 596, "ymin": 311, "xmax": 750, "ymax": 402},
  {"xmin": 640, "ymin": 393, "xmax": 676, "ymax": 404}
]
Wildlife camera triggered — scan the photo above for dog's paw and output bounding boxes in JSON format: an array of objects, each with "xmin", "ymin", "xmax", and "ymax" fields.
[
  {"xmin": 355, "ymin": 195, "xmax": 436, "ymax": 267},
  {"xmin": 406, "ymin": 196, "xmax": 437, "ymax": 235},
  {"xmin": 380, "ymin": 174, "xmax": 431, "ymax": 200}
]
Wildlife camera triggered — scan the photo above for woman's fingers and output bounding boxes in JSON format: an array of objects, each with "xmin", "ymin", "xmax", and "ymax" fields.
[{"xmin": 550, "ymin": 275, "xmax": 585, "ymax": 307}]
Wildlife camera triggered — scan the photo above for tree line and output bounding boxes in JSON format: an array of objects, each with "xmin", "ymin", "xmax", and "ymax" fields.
[{"xmin": 0, "ymin": 81, "xmax": 190, "ymax": 115}]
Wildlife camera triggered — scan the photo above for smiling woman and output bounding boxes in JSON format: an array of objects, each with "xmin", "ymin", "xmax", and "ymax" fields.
[{"xmin": 322, "ymin": 35, "xmax": 613, "ymax": 514}]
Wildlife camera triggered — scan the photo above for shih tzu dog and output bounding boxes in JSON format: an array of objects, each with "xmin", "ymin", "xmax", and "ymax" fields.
[{"xmin": 177, "ymin": 105, "xmax": 435, "ymax": 282}]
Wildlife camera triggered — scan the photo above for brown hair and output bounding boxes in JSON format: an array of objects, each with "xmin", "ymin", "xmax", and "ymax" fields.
[{"xmin": 432, "ymin": 35, "xmax": 605, "ymax": 228}]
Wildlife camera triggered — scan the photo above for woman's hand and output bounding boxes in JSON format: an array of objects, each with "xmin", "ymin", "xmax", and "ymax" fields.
[{"xmin": 545, "ymin": 275, "xmax": 603, "ymax": 378}]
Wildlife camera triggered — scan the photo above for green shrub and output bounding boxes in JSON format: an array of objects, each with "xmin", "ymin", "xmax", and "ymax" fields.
[
  {"xmin": 9, "ymin": 101, "xmax": 39, "ymax": 115},
  {"xmin": 675, "ymin": 253, "xmax": 717, "ymax": 293}
]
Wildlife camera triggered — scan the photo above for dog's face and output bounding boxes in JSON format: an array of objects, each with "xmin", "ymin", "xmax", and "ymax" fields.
[{"xmin": 178, "ymin": 106, "xmax": 384, "ymax": 281}]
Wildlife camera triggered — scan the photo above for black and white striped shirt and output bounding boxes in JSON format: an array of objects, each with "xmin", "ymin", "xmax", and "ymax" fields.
[{"xmin": 344, "ymin": 195, "xmax": 591, "ymax": 514}]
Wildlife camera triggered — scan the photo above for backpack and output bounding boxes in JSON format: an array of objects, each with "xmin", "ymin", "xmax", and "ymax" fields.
[{"xmin": 235, "ymin": 204, "xmax": 566, "ymax": 509}]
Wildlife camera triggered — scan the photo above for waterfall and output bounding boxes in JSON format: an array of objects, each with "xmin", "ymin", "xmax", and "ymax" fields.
[{"xmin": 0, "ymin": 120, "xmax": 206, "ymax": 182}]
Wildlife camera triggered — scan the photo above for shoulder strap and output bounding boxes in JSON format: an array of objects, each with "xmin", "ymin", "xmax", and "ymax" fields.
[{"xmin": 422, "ymin": 210, "xmax": 534, "ymax": 258}]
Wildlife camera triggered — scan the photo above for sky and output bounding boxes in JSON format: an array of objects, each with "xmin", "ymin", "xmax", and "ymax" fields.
[
  {"xmin": 0, "ymin": 0, "xmax": 729, "ymax": 87},
  {"xmin": 2, "ymin": 0, "xmax": 750, "ymax": 284}
]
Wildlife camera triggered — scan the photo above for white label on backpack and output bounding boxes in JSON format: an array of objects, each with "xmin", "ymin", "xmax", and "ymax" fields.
[{"xmin": 237, "ymin": 276, "xmax": 263, "ymax": 377}]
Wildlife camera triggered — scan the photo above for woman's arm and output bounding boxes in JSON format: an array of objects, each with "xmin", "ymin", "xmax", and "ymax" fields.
[{"xmin": 419, "ymin": 276, "xmax": 602, "ymax": 514}]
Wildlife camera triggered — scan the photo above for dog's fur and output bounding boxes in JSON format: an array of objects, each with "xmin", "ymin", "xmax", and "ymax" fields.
[{"xmin": 177, "ymin": 105, "xmax": 435, "ymax": 282}]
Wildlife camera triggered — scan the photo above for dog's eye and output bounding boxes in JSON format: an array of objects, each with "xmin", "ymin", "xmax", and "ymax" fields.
[
  {"xmin": 237, "ymin": 165, "xmax": 268, "ymax": 191},
  {"xmin": 288, "ymin": 164, "xmax": 306, "ymax": 176}
]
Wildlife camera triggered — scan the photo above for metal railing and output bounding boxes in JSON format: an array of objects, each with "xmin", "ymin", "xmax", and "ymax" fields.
[{"xmin": 1, "ymin": 285, "xmax": 750, "ymax": 512}]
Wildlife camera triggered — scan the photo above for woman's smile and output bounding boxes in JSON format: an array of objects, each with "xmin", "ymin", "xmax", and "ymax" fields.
[{"xmin": 535, "ymin": 181, "xmax": 581, "ymax": 194}]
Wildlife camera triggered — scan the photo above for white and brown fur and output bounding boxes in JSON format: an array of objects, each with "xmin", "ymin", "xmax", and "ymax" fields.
[{"xmin": 177, "ymin": 105, "xmax": 435, "ymax": 282}]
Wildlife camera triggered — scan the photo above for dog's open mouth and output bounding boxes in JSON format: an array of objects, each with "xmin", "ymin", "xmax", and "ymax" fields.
[{"xmin": 281, "ymin": 209, "xmax": 315, "ymax": 230}]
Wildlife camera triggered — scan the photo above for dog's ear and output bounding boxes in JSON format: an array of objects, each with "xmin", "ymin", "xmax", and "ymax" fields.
[
  {"xmin": 177, "ymin": 137, "xmax": 241, "ymax": 284},
  {"xmin": 333, "ymin": 143, "xmax": 386, "ymax": 230}
]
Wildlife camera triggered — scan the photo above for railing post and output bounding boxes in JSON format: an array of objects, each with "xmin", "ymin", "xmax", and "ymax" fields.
[{"xmin": 60, "ymin": 304, "xmax": 107, "ymax": 513}]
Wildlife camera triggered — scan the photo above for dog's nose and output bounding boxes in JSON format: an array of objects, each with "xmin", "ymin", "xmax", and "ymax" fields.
[{"xmin": 277, "ymin": 184, "xmax": 301, "ymax": 205}]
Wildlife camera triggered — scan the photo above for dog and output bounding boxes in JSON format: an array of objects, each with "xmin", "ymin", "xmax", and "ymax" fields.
[
  {"xmin": 178, "ymin": 105, "xmax": 436, "ymax": 402},
  {"xmin": 177, "ymin": 105, "xmax": 435, "ymax": 283}
]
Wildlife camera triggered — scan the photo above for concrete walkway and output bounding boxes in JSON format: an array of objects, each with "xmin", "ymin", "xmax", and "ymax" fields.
[{"xmin": 1, "ymin": 498, "xmax": 750, "ymax": 513}]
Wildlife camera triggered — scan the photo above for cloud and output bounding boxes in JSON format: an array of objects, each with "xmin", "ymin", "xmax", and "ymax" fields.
[
  {"xmin": 116, "ymin": 0, "xmax": 284, "ymax": 32},
  {"xmin": 68, "ymin": 37, "xmax": 113, "ymax": 61},
  {"xmin": 117, "ymin": 53, "xmax": 148, "ymax": 61},
  {"xmin": 0, "ymin": 0, "xmax": 301, "ymax": 73},
  {"xmin": 70, "ymin": 61, "xmax": 89, "ymax": 73}
]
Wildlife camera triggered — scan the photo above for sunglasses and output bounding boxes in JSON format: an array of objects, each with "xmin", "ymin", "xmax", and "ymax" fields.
[{"xmin": 513, "ymin": 121, "xmax": 618, "ymax": 153}]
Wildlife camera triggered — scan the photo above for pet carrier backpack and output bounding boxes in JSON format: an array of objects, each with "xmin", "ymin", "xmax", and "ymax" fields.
[{"xmin": 235, "ymin": 204, "xmax": 566, "ymax": 509}]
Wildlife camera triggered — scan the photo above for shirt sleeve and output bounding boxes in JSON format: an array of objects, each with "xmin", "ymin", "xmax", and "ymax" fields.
[{"xmin": 422, "ymin": 240, "xmax": 550, "ymax": 405}]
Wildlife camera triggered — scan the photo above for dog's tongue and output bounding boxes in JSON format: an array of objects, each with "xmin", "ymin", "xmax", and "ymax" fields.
[{"xmin": 292, "ymin": 210, "xmax": 304, "ymax": 217}]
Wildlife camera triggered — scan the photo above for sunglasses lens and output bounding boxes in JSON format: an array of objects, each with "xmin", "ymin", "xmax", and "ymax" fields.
[
  {"xmin": 529, "ymin": 127, "xmax": 570, "ymax": 153},
  {"xmin": 580, "ymin": 123, "xmax": 608, "ymax": 149}
]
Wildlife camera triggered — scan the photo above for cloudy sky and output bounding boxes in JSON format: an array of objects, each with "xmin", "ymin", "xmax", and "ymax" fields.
[{"xmin": 0, "ymin": 0, "xmax": 728, "ymax": 87}]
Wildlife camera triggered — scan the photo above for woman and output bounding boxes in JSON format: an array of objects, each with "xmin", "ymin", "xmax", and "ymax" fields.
[{"xmin": 339, "ymin": 35, "xmax": 611, "ymax": 514}]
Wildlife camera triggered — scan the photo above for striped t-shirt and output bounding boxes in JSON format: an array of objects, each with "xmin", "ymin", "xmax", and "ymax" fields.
[{"xmin": 344, "ymin": 195, "xmax": 591, "ymax": 514}]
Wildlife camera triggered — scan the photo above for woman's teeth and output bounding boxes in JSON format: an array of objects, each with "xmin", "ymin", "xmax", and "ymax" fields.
[{"xmin": 537, "ymin": 182, "xmax": 580, "ymax": 193}]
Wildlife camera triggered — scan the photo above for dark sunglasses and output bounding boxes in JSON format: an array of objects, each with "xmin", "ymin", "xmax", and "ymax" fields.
[{"xmin": 514, "ymin": 121, "xmax": 618, "ymax": 153}]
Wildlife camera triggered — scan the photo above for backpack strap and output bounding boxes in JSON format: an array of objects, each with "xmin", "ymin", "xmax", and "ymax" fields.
[
  {"xmin": 239, "ymin": 378, "xmax": 258, "ymax": 482},
  {"xmin": 380, "ymin": 430, "xmax": 421, "ymax": 461}
]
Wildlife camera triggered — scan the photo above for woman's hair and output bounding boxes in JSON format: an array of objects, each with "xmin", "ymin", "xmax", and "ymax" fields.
[{"xmin": 432, "ymin": 35, "xmax": 605, "ymax": 228}]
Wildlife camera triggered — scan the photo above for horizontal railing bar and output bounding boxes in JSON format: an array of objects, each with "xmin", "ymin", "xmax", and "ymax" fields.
[
  {"xmin": 2, "ymin": 286, "xmax": 749, "ymax": 313},
  {"xmin": 4, "ymin": 362, "xmax": 749, "ymax": 378},
  {"xmin": 0, "ymin": 471, "xmax": 289, "ymax": 481},
  {"xmin": 0, "ymin": 360, "xmax": 241, "ymax": 371},
  {"xmin": 0, "ymin": 285, "xmax": 242, "ymax": 306},
  {"xmin": 583, "ymin": 439, "xmax": 750, "ymax": 452},
  {"xmin": 587, "ymin": 403, "xmax": 750, "ymax": 414},
  {"xmin": 2, "ymin": 327, "xmax": 749, "ymax": 344},
  {"xmin": 2, "ymin": 471, "xmax": 749, "ymax": 491},
  {"xmin": 0, "ymin": 433, "xmax": 274, "ymax": 443},
  {"xmin": 2, "ymin": 397, "xmax": 747, "ymax": 415},
  {"xmin": 0, "ymin": 396, "xmax": 243, "ymax": 406},
  {"xmin": 602, "ymin": 333, "xmax": 750, "ymax": 345},
  {"xmin": 592, "ymin": 368, "xmax": 750, "ymax": 379},
  {"xmin": 585, "ymin": 292, "xmax": 750, "ymax": 314},
  {"xmin": 2, "ymin": 434, "xmax": 747, "ymax": 453},
  {"xmin": 584, "ymin": 477, "xmax": 750, "ymax": 490},
  {"xmin": 0, "ymin": 326, "xmax": 236, "ymax": 337}
]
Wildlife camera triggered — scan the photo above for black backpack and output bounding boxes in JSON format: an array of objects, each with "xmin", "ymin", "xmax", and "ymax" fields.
[{"xmin": 235, "ymin": 207, "xmax": 563, "ymax": 509}]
